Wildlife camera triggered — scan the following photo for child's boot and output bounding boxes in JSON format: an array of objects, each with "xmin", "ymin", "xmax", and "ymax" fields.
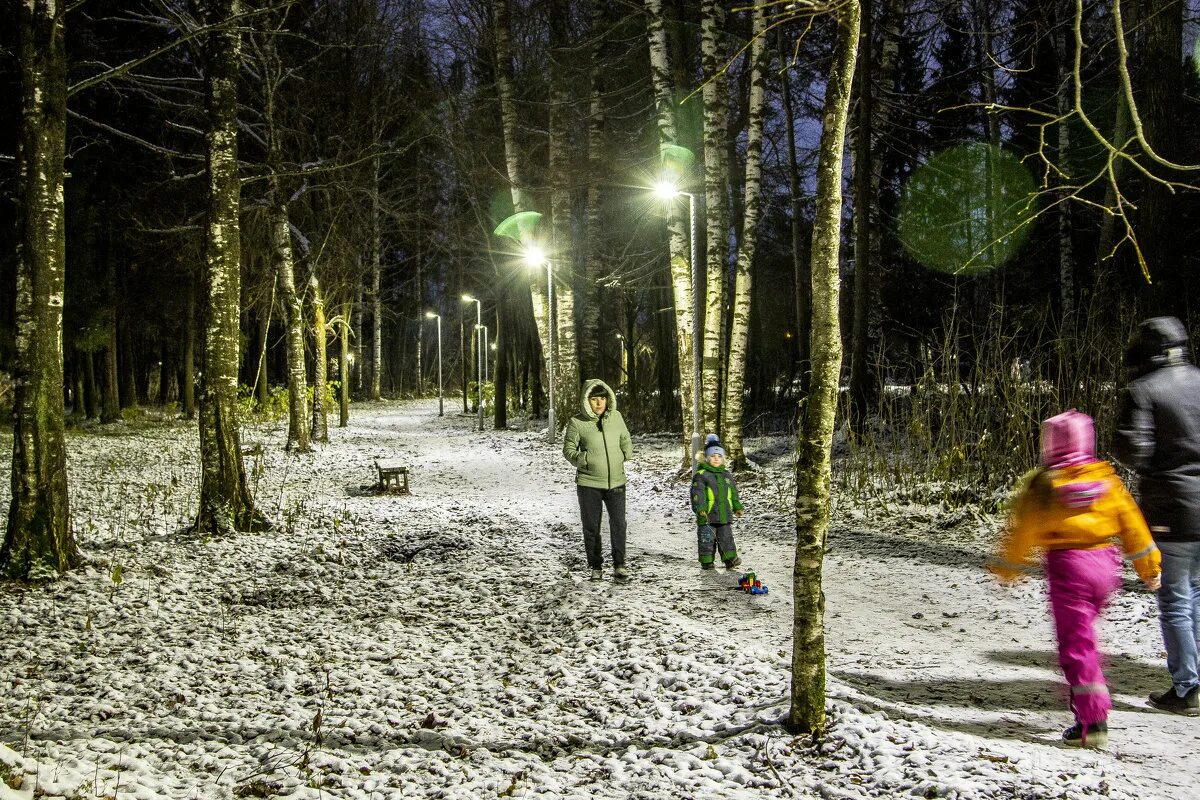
[{"xmin": 1062, "ymin": 721, "xmax": 1107, "ymax": 749}]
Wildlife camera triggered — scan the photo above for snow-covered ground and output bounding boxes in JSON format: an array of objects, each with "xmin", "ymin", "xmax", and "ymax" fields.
[{"xmin": 1, "ymin": 399, "xmax": 1196, "ymax": 800}]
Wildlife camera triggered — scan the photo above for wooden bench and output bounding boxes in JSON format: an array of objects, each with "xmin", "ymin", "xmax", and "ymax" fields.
[{"xmin": 375, "ymin": 459, "xmax": 410, "ymax": 494}]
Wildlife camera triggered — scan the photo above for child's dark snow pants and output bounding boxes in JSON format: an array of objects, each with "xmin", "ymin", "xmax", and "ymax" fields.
[
  {"xmin": 697, "ymin": 523, "xmax": 737, "ymax": 566},
  {"xmin": 1045, "ymin": 546, "xmax": 1122, "ymax": 726}
]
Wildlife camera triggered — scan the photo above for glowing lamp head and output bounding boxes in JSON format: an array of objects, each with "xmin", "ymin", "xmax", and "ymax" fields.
[
  {"xmin": 523, "ymin": 245, "xmax": 547, "ymax": 268},
  {"xmin": 425, "ymin": 311, "xmax": 438, "ymax": 319},
  {"xmin": 461, "ymin": 294, "xmax": 476, "ymax": 303},
  {"xmin": 654, "ymin": 180, "xmax": 681, "ymax": 200}
]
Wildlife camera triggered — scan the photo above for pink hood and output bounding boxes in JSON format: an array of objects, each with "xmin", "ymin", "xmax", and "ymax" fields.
[{"xmin": 1040, "ymin": 410, "xmax": 1096, "ymax": 469}]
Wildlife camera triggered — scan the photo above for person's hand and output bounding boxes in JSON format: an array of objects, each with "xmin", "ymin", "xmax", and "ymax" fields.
[
  {"xmin": 735, "ymin": 510, "xmax": 743, "ymax": 518},
  {"xmin": 1145, "ymin": 574, "xmax": 1162, "ymax": 592}
]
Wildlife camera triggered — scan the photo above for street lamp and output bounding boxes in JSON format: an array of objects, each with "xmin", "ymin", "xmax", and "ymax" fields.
[
  {"xmin": 425, "ymin": 311, "xmax": 443, "ymax": 417},
  {"xmin": 524, "ymin": 245, "xmax": 555, "ymax": 444},
  {"xmin": 655, "ymin": 179, "xmax": 702, "ymax": 472},
  {"xmin": 462, "ymin": 294, "xmax": 483, "ymax": 431}
]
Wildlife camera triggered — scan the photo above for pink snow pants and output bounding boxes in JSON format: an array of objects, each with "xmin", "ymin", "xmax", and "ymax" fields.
[{"xmin": 1044, "ymin": 546, "xmax": 1122, "ymax": 725}]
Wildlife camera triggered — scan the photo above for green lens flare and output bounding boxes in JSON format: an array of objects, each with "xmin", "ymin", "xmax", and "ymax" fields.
[{"xmin": 897, "ymin": 143, "xmax": 1038, "ymax": 276}]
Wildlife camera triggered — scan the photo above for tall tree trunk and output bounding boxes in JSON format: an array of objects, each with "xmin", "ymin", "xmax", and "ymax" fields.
[
  {"xmin": 721, "ymin": 2, "xmax": 767, "ymax": 468},
  {"xmin": 371, "ymin": 154, "xmax": 383, "ymax": 401},
  {"xmin": 310, "ymin": 274, "xmax": 329, "ymax": 443},
  {"xmin": 102, "ymin": 321, "xmax": 121, "ymax": 423},
  {"xmin": 84, "ymin": 348, "xmax": 99, "ymax": 419},
  {"xmin": 353, "ymin": 283, "xmax": 363, "ymax": 395},
  {"xmin": 260, "ymin": 28, "xmax": 310, "ymax": 450},
  {"xmin": 580, "ymin": 0, "xmax": 607, "ymax": 380},
  {"xmin": 1054, "ymin": 7, "xmax": 1075, "ymax": 333},
  {"xmin": 789, "ymin": 0, "xmax": 860, "ymax": 736},
  {"xmin": 699, "ymin": 0, "xmax": 730, "ymax": 438},
  {"xmin": 183, "ymin": 284, "xmax": 196, "ymax": 419},
  {"xmin": 194, "ymin": 0, "xmax": 269, "ymax": 535},
  {"xmin": 339, "ymin": 302, "xmax": 351, "ymax": 427},
  {"xmin": 548, "ymin": 0, "xmax": 579, "ymax": 424},
  {"xmin": 1139, "ymin": 0, "xmax": 1183, "ymax": 313},
  {"xmin": 255, "ymin": 292, "xmax": 271, "ymax": 410},
  {"xmin": 779, "ymin": 28, "xmax": 810, "ymax": 396},
  {"xmin": 494, "ymin": 302, "xmax": 509, "ymax": 430},
  {"xmin": 647, "ymin": 0, "xmax": 698, "ymax": 468},
  {"xmin": 849, "ymin": 0, "xmax": 874, "ymax": 437},
  {"xmin": 2, "ymin": 0, "xmax": 79, "ymax": 579},
  {"xmin": 271, "ymin": 207, "xmax": 310, "ymax": 451}
]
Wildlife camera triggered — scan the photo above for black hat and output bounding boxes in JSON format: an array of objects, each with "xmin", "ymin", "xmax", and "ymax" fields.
[{"xmin": 1125, "ymin": 316, "xmax": 1189, "ymax": 374}]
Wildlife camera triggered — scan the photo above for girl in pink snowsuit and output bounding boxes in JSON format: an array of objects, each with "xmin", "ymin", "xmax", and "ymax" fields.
[{"xmin": 992, "ymin": 410, "xmax": 1161, "ymax": 749}]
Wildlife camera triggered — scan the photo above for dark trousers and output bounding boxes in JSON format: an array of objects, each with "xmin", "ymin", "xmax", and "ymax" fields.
[{"xmin": 577, "ymin": 485, "xmax": 627, "ymax": 569}]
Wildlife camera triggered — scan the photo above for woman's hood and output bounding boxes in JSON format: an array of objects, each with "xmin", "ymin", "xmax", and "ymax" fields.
[{"xmin": 579, "ymin": 378, "xmax": 618, "ymax": 418}]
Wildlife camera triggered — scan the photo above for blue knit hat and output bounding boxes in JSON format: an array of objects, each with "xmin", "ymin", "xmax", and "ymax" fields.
[{"xmin": 703, "ymin": 434, "xmax": 725, "ymax": 459}]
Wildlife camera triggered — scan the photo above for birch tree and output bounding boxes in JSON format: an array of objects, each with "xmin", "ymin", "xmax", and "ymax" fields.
[
  {"xmin": 249, "ymin": 22, "xmax": 310, "ymax": 452},
  {"xmin": 790, "ymin": 0, "xmax": 860, "ymax": 735},
  {"xmin": 721, "ymin": 2, "xmax": 768, "ymax": 469},
  {"xmin": 194, "ymin": 0, "xmax": 270, "ymax": 535},
  {"xmin": 2, "ymin": 0, "xmax": 80, "ymax": 580},
  {"xmin": 699, "ymin": 0, "xmax": 730, "ymax": 436},
  {"xmin": 848, "ymin": 0, "xmax": 902, "ymax": 434},
  {"xmin": 646, "ymin": 0, "xmax": 699, "ymax": 468},
  {"xmin": 548, "ymin": 0, "xmax": 580, "ymax": 421}
]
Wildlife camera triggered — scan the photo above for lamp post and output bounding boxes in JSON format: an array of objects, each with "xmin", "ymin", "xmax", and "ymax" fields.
[
  {"xmin": 425, "ymin": 311, "xmax": 443, "ymax": 417},
  {"xmin": 524, "ymin": 245, "xmax": 555, "ymax": 444},
  {"xmin": 481, "ymin": 325, "xmax": 489, "ymax": 384},
  {"xmin": 463, "ymin": 294, "xmax": 483, "ymax": 431},
  {"xmin": 654, "ymin": 180, "xmax": 702, "ymax": 472}
]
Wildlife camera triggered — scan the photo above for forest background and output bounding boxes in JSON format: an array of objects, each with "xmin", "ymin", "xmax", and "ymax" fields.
[{"xmin": 2, "ymin": 0, "xmax": 1200, "ymax": 734}]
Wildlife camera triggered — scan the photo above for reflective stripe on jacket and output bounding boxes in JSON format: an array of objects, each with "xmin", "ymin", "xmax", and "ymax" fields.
[{"xmin": 691, "ymin": 464, "xmax": 743, "ymax": 525}]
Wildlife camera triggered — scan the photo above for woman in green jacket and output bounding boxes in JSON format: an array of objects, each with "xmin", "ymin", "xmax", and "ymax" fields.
[{"xmin": 562, "ymin": 379, "xmax": 632, "ymax": 582}]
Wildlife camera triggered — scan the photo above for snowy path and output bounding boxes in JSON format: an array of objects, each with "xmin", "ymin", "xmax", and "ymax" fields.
[{"xmin": 0, "ymin": 399, "xmax": 1197, "ymax": 799}]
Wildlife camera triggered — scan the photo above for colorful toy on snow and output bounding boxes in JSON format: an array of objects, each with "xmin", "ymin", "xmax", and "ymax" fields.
[{"xmin": 736, "ymin": 572, "xmax": 768, "ymax": 595}]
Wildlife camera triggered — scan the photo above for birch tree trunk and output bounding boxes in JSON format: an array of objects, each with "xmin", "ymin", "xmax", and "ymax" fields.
[
  {"xmin": 2, "ymin": 0, "xmax": 80, "ymax": 580},
  {"xmin": 493, "ymin": 0, "xmax": 557, "ymax": 425},
  {"xmin": 310, "ymin": 274, "xmax": 329, "ymax": 442},
  {"xmin": 580, "ymin": 0, "xmax": 607, "ymax": 380},
  {"xmin": 721, "ymin": 2, "xmax": 767, "ymax": 469},
  {"xmin": 789, "ymin": 0, "xmax": 860, "ymax": 736},
  {"xmin": 646, "ymin": 0, "xmax": 698, "ymax": 468},
  {"xmin": 699, "ymin": 0, "xmax": 730, "ymax": 437},
  {"xmin": 194, "ymin": 0, "xmax": 269, "ymax": 535},
  {"xmin": 270, "ymin": 207, "xmax": 310, "ymax": 451},
  {"xmin": 548, "ymin": 0, "xmax": 579, "ymax": 423},
  {"xmin": 258, "ymin": 29, "xmax": 310, "ymax": 451}
]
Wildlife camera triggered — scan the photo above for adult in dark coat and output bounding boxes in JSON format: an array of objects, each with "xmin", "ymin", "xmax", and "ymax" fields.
[{"xmin": 1115, "ymin": 316, "xmax": 1200, "ymax": 715}]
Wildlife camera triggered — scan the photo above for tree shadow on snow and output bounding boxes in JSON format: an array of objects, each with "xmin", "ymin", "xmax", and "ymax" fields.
[
  {"xmin": 986, "ymin": 649, "xmax": 1166, "ymax": 695},
  {"xmin": 832, "ymin": 669, "xmax": 1145, "ymax": 715},
  {"xmin": 826, "ymin": 526, "xmax": 987, "ymax": 572}
]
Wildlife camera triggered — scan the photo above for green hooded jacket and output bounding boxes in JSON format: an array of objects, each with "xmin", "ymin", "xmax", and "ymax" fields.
[
  {"xmin": 562, "ymin": 379, "xmax": 632, "ymax": 489},
  {"xmin": 691, "ymin": 462, "xmax": 744, "ymax": 525}
]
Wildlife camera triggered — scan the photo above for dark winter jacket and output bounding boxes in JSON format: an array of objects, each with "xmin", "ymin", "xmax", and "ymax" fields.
[
  {"xmin": 691, "ymin": 463, "xmax": 744, "ymax": 525},
  {"xmin": 1114, "ymin": 317, "xmax": 1200, "ymax": 542},
  {"xmin": 562, "ymin": 379, "xmax": 632, "ymax": 490}
]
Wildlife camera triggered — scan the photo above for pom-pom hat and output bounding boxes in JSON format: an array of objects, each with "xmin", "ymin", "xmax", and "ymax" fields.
[{"xmin": 703, "ymin": 434, "xmax": 726, "ymax": 459}]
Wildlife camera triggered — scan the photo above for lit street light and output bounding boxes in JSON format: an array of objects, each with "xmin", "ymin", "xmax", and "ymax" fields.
[
  {"xmin": 462, "ymin": 294, "xmax": 483, "ymax": 431},
  {"xmin": 655, "ymin": 179, "xmax": 702, "ymax": 472},
  {"xmin": 425, "ymin": 311, "xmax": 443, "ymax": 417},
  {"xmin": 524, "ymin": 246, "xmax": 555, "ymax": 444}
]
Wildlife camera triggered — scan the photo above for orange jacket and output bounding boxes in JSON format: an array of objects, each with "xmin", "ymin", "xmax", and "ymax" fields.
[{"xmin": 992, "ymin": 461, "xmax": 1161, "ymax": 584}]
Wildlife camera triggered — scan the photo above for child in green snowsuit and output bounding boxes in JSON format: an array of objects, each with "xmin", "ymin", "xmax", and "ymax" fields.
[{"xmin": 691, "ymin": 434, "xmax": 744, "ymax": 570}]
